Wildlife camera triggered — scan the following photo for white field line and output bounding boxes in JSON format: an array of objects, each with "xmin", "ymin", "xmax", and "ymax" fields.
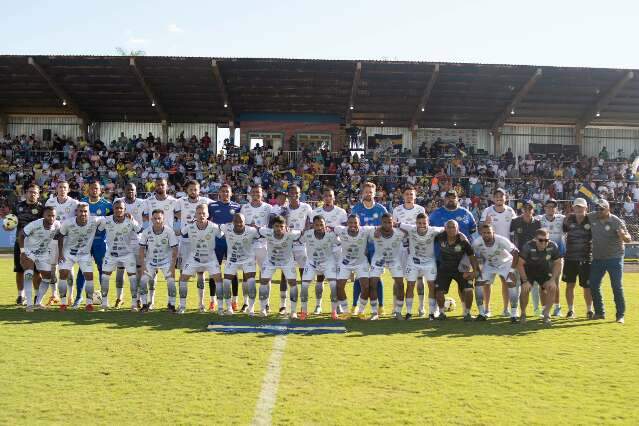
[{"xmin": 251, "ymin": 333, "xmax": 288, "ymax": 426}]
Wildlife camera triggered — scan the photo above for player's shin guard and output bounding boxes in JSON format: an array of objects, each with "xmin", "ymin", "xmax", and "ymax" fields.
[
  {"xmin": 258, "ymin": 284, "xmax": 269, "ymax": 310},
  {"xmin": 178, "ymin": 279, "xmax": 187, "ymax": 309},
  {"xmin": 370, "ymin": 299, "xmax": 379, "ymax": 314},
  {"xmin": 196, "ymin": 276, "xmax": 204, "ymax": 307},
  {"xmin": 475, "ymin": 286, "xmax": 486, "ymax": 315},
  {"xmin": 357, "ymin": 296, "xmax": 368, "ymax": 314},
  {"xmin": 417, "ymin": 279, "xmax": 425, "ymax": 312},
  {"xmin": 24, "ymin": 270, "xmax": 34, "ymax": 308},
  {"xmin": 208, "ymin": 277, "xmax": 216, "ymax": 303},
  {"xmin": 139, "ymin": 276, "xmax": 149, "ymax": 305},
  {"xmin": 115, "ymin": 269, "xmax": 124, "ymax": 301},
  {"xmin": 100, "ymin": 274, "xmax": 110, "ymax": 307},
  {"xmin": 149, "ymin": 276, "xmax": 156, "ymax": 306},
  {"xmin": 58, "ymin": 276, "xmax": 68, "ymax": 303},
  {"xmin": 35, "ymin": 278, "xmax": 50, "ymax": 305},
  {"xmin": 247, "ymin": 278, "xmax": 257, "ymax": 313},
  {"xmin": 85, "ymin": 280, "xmax": 94, "ymax": 305},
  {"xmin": 508, "ymin": 286, "xmax": 519, "ymax": 317},
  {"xmin": 222, "ymin": 279, "xmax": 232, "ymax": 309},
  {"xmin": 329, "ymin": 280, "xmax": 337, "ymax": 312},
  {"xmin": 217, "ymin": 279, "xmax": 227, "ymax": 310},
  {"xmin": 301, "ymin": 281, "xmax": 310, "ymax": 313},
  {"xmin": 405, "ymin": 297, "xmax": 414, "ymax": 314},
  {"xmin": 315, "ymin": 281, "xmax": 323, "ymax": 308},
  {"xmin": 352, "ymin": 279, "xmax": 361, "ymax": 307},
  {"xmin": 242, "ymin": 279, "xmax": 249, "ymax": 304},
  {"xmin": 129, "ymin": 276, "xmax": 138, "ymax": 307},
  {"xmin": 289, "ymin": 285, "xmax": 298, "ymax": 314},
  {"xmin": 166, "ymin": 278, "xmax": 177, "ymax": 306}
]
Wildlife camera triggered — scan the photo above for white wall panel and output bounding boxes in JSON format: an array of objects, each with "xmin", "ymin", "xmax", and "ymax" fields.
[
  {"xmin": 583, "ymin": 127, "xmax": 639, "ymax": 158},
  {"xmin": 7, "ymin": 115, "xmax": 83, "ymax": 140},
  {"xmin": 168, "ymin": 123, "xmax": 216, "ymax": 144},
  {"xmin": 98, "ymin": 122, "xmax": 163, "ymax": 145},
  {"xmin": 499, "ymin": 126, "xmax": 575, "ymax": 157}
]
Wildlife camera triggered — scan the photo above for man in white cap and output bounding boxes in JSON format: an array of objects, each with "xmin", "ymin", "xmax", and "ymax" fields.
[
  {"xmin": 562, "ymin": 198, "xmax": 593, "ymax": 319},
  {"xmin": 588, "ymin": 199, "xmax": 631, "ymax": 323}
]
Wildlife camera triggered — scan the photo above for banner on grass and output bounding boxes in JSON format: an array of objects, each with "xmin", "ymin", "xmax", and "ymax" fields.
[{"xmin": 207, "ymin": 322, "xmax": 347, "ymax": 335}]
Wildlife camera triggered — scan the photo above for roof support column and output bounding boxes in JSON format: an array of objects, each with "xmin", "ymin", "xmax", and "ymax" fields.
[
  {"xmin": 493, "ymin": 129, "xmax": 502, "ymax": 156},
  {"xmin": 79, "ymin": 116, "xmax": 89, "ymax": 142},
  {"xmin": 161, "ymin": 120, "xmax": 169, "ymax": 145},
  {"xmin": 0, "ymin": 113, "xmax": 7, "ymax": 138}
]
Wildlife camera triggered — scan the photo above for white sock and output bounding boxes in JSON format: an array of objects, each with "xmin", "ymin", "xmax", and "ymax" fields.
[
  {"xmin": 370, "ymin": 300, "xmax": 379, "ymax": 314},
  {"xmin": 177, "ymin": 279, "xmax": 187, "ymax": 306},
  {"xmin": 357, "ymin": 297, "xmax": 367, "ymax": 314},
  {"xmin": 100, "ymin": 274, "xmax": 110, "ymax": 306},
  {"xmin": 179, "ymin": 297, "xmax": 186, "ymax": 309},
  {"xmin": 116, "ymin": 286, "xmax": 124, "ymax": 300},
  {"xmin": 149, "ymin": 289, "xmax": 156, "ymax": 305},
  {"xmin": 339, "ymin": 300, "xmax": 349, "ymax": 313},
  {"xmin": 35, "ymin": 278, "xmax": 50, "ymax": 305},
  {"xmin": 405, "ymin": 298, "xmax": 413, "ymax": 314},
  {"xmin": 280, "ymin": 291, "xmax": 287, "ymax": 309},
  {"xmin": 428, "ymin": 298, "xmax": 437, "ymax": 315},
  {"xmin": 248, "ymin": 297, "xmax": 255, "ymax": 313},
  {"xmin": 85, "ymin": 280, "xmax": 94, "ymax": 304},
  {"xmin": 129, "ymin": 276, "xmax": 138, "ymax": 307},
  {"xmin": 197, "ymin": 287, "xmax": 204, "ymax": 306},
  {"xmin": 568, "ymin": 304, "xmax": 574, "ymax": 312},
  {"xmin": 395, "ymin": 300, "xmax": 404, "ymax": 314}
]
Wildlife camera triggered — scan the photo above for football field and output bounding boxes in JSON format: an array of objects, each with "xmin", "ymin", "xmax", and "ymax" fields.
[{"xmin": 1, "ymin": 257, "xmax": 638, "ymax": 425}]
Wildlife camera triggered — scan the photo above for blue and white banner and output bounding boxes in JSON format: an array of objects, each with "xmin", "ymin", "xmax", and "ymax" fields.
[{"xmin": 207, "ymin": 322, "xmax": 347, "ymax": 335}]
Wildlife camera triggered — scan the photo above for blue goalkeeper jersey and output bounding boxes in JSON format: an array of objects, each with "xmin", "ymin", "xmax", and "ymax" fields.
[
  {"xmin": 351, "ymin": 202, "xmax": 388, "ymax": 226},
  {"xmin": 82, "ymin": 196, "xmax": 113, "ymax": 241},
  {"xmin": 429, "ymin": 206, "xmax": 476, "ymax": 239}
]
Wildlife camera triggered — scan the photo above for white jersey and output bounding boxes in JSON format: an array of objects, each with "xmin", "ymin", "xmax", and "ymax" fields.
[
  {"xmin": 300, "ymin": 231, "xmax": 338, "ymax": 265},
  {"xmin": 371, "ymin": 229, "xmax": 405, "ymax": 266},
  {"xmin": 287, "ymin": 202, "xmax": 313, "ymax": 231},
  {"xmin": 176, "ymin": 196, "xmax": 213, "ymax": 226},
  {"xmin": 59, "ymin": 217, "xmax": 100, "ymax": 256},
  {"xmin": 399, "ymin": 224, "xmax": 443, "ymax": 263},
  {"xmin": 472, "ymin": 234, "xmax": 516, "ymax": 268},
  {"xmin": 240, "ymin": 202, "xmax": 272, "ymax": 247},
  {"xmin": 312, "ymin": 206, "xmax": 348, "ymax": 228},
  {"xmin": 333, "ymin": 226, "xmax": 374, "ymax": 266},
  {"xmin": 180, "ymin": 221, "xmax": 221, "ymax": 263},
  {"xmin": 116, "ymin": 197, "xmax": 146, "ymax": 225},
  {"xmin": 144, "ymin": 195, "xmax": 179, "ymax": 228},
  {"xmin": 45, "ymin": 196, "xmax": 79, "ymax": 222},
  {"xmin": 392, "ymin": 204, "xmax": 426, "ymax": 225},
  {"xmin": 23, "ymin": 219, "xmax": 61, "ymax": 256},
  {"xmin": 139, "ymin": 225, "xmax": 179, "ymax": 265},
  {"xmin": 258, "ymin": 228, "xmax": 301, "ymax": 265},
  {"xmin": 98, "ymin": 216, "xmax": 142, "ymax": 257},
  {"xmin": 220, "ymin": 224, "xmax": 259, "ymax": 263},
  {"xmin": 480, "ymin": 205, "xmax": 517, "ymax": 239},
  {"xmin": 537, "ymin": 214, "xmax": 566, "ymax": 244}
]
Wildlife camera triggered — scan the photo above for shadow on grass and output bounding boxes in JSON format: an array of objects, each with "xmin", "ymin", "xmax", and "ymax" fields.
[{"xmin": 0, "ymin": 304, "xmax": 609, "ymax": 337}]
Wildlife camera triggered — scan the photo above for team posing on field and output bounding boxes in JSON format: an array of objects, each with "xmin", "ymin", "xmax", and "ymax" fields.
[{"xmin": 9, "ymin": 178, "xmax": 631, "ymax": 324}]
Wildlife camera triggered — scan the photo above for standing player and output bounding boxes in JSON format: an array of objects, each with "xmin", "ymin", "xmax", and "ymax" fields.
[
  {"xmin": 562, "ymin": 198, "xmax": 593, "ymax": 319},
  {"xmin": 208, "ymin": 184, "xmax": 241, "ymax": 312},
  {"xmin": 300, "ymin": 216, "xmax": 339, "ymax": 319},
  {"xmin": 255, "ymin": 216, "xmax": 301, "ymax": 317},
  {"xmin": 240, "ymin": 185, "xmax": 273, "ymax": 311},
  {"xmin": 74, "ymin": 181, "xmax": 112, "ymax": 308},
  {"xmin": 219, "ymin": 213, "xmax": 259, "ymax": 315},
  {"xmin": 351, "ymin": 182, "xmax": 388, "ymax": 314},
  {"xmin": 368, "ymin": 213, "xmax": 405, "ymax": 321},
  {"xmin": 58, "ymin": 203, "xmax": 101, "ymax": 311},
  {"xmin": 510, "ymin": 201, "xmax": 542, "ymax": 315},
  {"xmin": 392, "ymin": 186, "xmax": 426, "ymax": 316},
  {"xmin": 286, "ymin": 185, "xmax": 313, "ymax": 314},
  {"xmin": 97, "ymin": 200, "xmax": 142, "ymax": 311},
  {"xmin": 312, "ymin": 188, "xmax": 347, "ymax": 313},
  {"xmin": 517, "ymin": 229, "xmax": 562, "ymax": 325},
  {"xmin": 480, "ymin": 189, "xmax": 517, "ymax": 317},
  {"xmin": 472, "ymin": 224, "xmax": 520, "ymax": 322},
  {"xmin": 176, "ymin": 180, "xmax": 212, "ymax": 310},
  {"xmin": 537, "ymin": 199, "xmax": 565, "ymax": 317},
  {"xmin": 397, "ymin": 213, "xmax": 442, "ymax": 320},
  {"xmin": 45, "ymin": 181, "xmax": 79, "ymax": 305},
  {"xmin": 334, "ymin": 215, "xmax": 374, "ymax": 319},
  {"xmin": 434, "ymin": 220, "xmax": 479, "ymax": 321},
  {"xmin": 8, "ymin": 184, "xmax": 44, "ymax": 305},
  {"xmin": 18, "ymin": 207, "xmax": 60, "ymax": 311},
  {"xmin": 138, "ymin": 209, "xmax": 179, "ymax": 313},
  {"xmin": 179, "ymin": 204, "xmax": 223, "ymax": 314},
  {"xmin": 142, "ymin": 178, "xmax": 180, "ymax": 310}
]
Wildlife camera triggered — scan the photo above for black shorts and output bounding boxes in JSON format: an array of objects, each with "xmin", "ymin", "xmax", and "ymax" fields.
[
  {"xmin": 525, "ymin": 271, "xmax": 553, "ymax": 288},
  {"xmin": 13, "ymin": 241, "xmax": 23, "ymax": 273},
  {"xmin": 562, "ymin": 260, "xmax": 591, "ymax": 288},
  {"xmin": 435, "ymin": 271, "xmax": 472, "ymax": 294}
]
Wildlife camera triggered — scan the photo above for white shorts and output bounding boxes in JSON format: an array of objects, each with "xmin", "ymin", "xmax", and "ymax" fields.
[
  {"xmin": 400, "ymin": 246, "xmax": 410, "ymax": 270},
  {"xmin": 480, "ymin": 263, "xmax": 513, "ymax": 285},
  {"xmin": 261, "ymin": 260, "xmax": 297, "ymax": 280},
  {"xmin": 302, "ymin": 262, "xmax": 336, "ymax": 281},
  {"xmin": 49, "ymin": 241, "xmax": 59, "ymax": 266},
  {"xmin": 131, "ymin": 234, "xmax": 143, "ymax": 266},
  {"xmin": 336, "ymin": 262, "xmax": 369, "ymax": 280},
  {"xmin": 102, "ymin": 253, "xmax": 137, "ymax": 274},
  {"xmin": 254, "ymin": 244, "xmax": 267, "ymax": 268},
  {"xmin": 293, "ymin": 244, "xmax": 307, "ymax": 269},
  {"xmin": 177, "ymin": 239, "xmax": 190, "ymax": 269},
  {"xmin": 405, "ymin": 259, "xmax": 437, "ymax": 282},
  {"xmin": 144, "ymin": 262, "xmax": 172, "ymax": 279},
  {"xmin": 60, "ymin": 252, "xmax": 93, "ymax": 272},
  {"xmin": 369, "ymin": 259, "xmax": 403, "ymax": 278},
  {"xmin": 459, "ymin": 254, "xmax": 472, "ymax": 273},
  {"xmin": 24, "ymin": 250, "xmax": 52, "ymax": 272},
  {"xmin": 182, "ymin": 258, "xmax": 221, "ymax": 276},
  {"xmin": 224, "ymin": 260, "xmax": 256, "ymax": 276}
]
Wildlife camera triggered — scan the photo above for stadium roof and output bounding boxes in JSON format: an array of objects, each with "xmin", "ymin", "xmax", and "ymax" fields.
[{"xmin": 1, "ymin": 55, "xmax": 638, "ymax": 129}]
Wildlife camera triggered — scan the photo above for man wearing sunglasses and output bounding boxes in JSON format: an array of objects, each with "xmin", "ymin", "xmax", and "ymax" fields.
[
  {"xmin": 588, "ymin": 199, "xmax": 631, "ymax": 324},
  {"xmin": 517, "ymin": 229, "xmax": 562, "ymax": 325}
]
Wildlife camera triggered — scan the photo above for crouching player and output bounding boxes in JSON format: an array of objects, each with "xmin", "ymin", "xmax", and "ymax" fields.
[
  {"xmin": 179, "ymin": 204, "xmax": 223, "ymax": 314},
  {"xmin": 517, "ymin": 228, "xmax": 562, "ymax": 325},
  {"xmin": 98, "ymin": 199, "xmax": 142, "ymax": 311},
  {"xmin": 334, "ymin": 215, "xmax": 374, "ymax": 319},
  {"xmin": 220, "ymin": 213, "xmax": 259, "ymax": 315},
  {"xmin": 368, "ymin": 213, "xmax": 405, "ymax": 320},
  {"xmin": 300, "ymin": 216, "xmax": 339, "ymax": 319},
  {"xmin": 138, "ymin": 209, "xmax": 178, "ymax": 313},
  {"xmin": 18, "ymin": 207, "xmax": 60, "ymax": 311},
  {"xmin": 58, "ymin": 203, "xmax": 100, "ymax": 311},
  {"xmin": 397, "ymin": 213, "xmax": 442, "ymax": 320},
  {"xmin": 256, "ymin": 216, "xmax": 301, "ymax": 317},
  {"xmin": 434, "ymin": 220, "xmax": 479, "ymax": 321},
  {"xmin": 472, "ymin": 224, "xmax": 519, "ymax": 322}
]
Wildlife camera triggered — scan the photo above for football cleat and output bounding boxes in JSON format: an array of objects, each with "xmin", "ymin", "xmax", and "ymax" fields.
[
  {"xmin": 552, "ymin": 306, "xmax": 562, "ymax": 317},
  {"xmin": 114, "ymin": 299, "xmax": 123, "ymax": 309},
  {"xmin": 502, "ymin": 309, "xmax": 511, "ymax": 318},
  {"xmin": 198, "ymin": 304, "xmax": 206, "ymax": 313},
  {"xmin": 350, "ymin": 306, "xmax": 358, "ymax": 315},
  {"xmin": 34, "ymin": 304, "xmax": 46, "ymax": 310},
  {"xmin": 357, "ymin": 313, "xmax": 367, "ymax": 320},
  {"xmin": 393, "ymin": 311, "xmax": 403, "ymax": 321},
  {"xmin": 417, "ymin": 309, "xmax": 426, "ymax": 318},
  {"xmin": 313, "ymin": 306, "xmax": 322, "ymax": 315},
  {"xmin": 231, "ymin": 301, "xmax": 238, "ymax": 312},
  {"xmin": 136, "ymin": 299, "xmax": 142, "ymax": 310},
  {"xmin": 428, "ymin": 314, "xmax": 436, "ymax": 321},
  {"xmin": 592, "ymin": 313, "xmax": 606, "ymax": 320},
  {"xmin": 543, "ymin": 316, "xmax": 552, "ymax": 326},
  {"xmin": 208, "ymin": 301, "xmax": 217, "ymax": 312},
  {"xmin": 225, "ymin": 307, "xmax": 234, "ymax": 316},
  {"xmin": 331, "ymin": 310, "xmax": 338, "ymax": 321},
  {"xmin": 566, "ymin": 310, "xmax": 575, "ymax": 319},
  {"xmin": 617, "ymin": 316, "xmax": 625, "ymax": 324},
  {"xmin": 260, "ymin": 308, "xmax": 268, "ymax": 317},
  {"xmin": 71, "ymin": 301, "xmax": 81, "ymax": 310},
  {"xmin": 130, "ymin": 306, "xmax": 138, "ymax": 313},
  {"xmin": 100, "ymin": 305, "xmax": 108, "ymax": 312},
  {"xmin": 484, "ymin": 310, "xmax": 492, "ymax": 318},
  {"xmin": 378, "ymin": 306, "xmax": 385, "ymax": 316},
  {"xmin": 46, "ymin": 296, "xmax": 60, "ymax": 306},
  {"xmin": 279, "ymin": 307, "xmax": 287, "ymax": 315},
  {"xmin": 177, "ymin": 307, "xmax": 186, "ymax": 314},
  {"xmin": 16, "ymin": 295, "xmax": 24, "ymax": 306},
  {"xmin": 519, "ymin": 314, "xmax": 527, "ymax": 324},
  {"xmin": 290, "ymin": 312, "xmax": 298, "ymax": 320},
  {"xmin": 369, "ymin": 313, "xmax": 379, "ymax": 321},
  {"xmin": 148, "ymin": 303, "xmax": 155, "ymax": 311},
  {"xmin": 405, "ymin": 313, "xmax": 413, "ymax": 321},
  {"xmin": 510, "ymin": 317, "xmax": 518, "ymax": 324},
  {"xmin": 85, "ymin": 304, "xmax": 94, "ymax": 312},
  {"xmin": 299, "ymin": 311, "xmax": 308, "ymax": 320},
  {"xmin": 475, "ymin": 314, "xmax": 487, "ymax": 321},
  {"xmin": 463, "ymin": 313, "xmax": 472, "ymax": 322},
  {"xmin": 140, "ymin": 304, "xmax": 150, "ymax": 313},
  {"xmin": 438, "ymin": 313, "xmax": 447, "ymax": 321},
  {"xmin": 59, "ymin": 304, "xmax": 67, "ymax": 312},
  {"xmin": 587, "ymin": 311, "xmax": 594, "ymax": 320},
  {"xmin": 25, "ymin": 305, "xmax": 34, "ymax": 312},
  {"xmin": 167, "ymin": 304, "xmax": 177, "ymax": 313},
  {"xmin": 240, "ymin": 303, "xmax": 249, "ymax": 313},
  {"xmin": 336, "ymin": 305, "xmax": 343, "ymax": 315}
]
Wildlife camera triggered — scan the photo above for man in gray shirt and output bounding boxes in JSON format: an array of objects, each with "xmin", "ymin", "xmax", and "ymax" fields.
[{"xmin": 588, "ymin": 199, "xmax": 631, "ymax": 323}]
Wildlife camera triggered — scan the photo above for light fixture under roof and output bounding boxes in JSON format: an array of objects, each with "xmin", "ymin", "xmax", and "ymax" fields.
[
  {"xmin": 421, "ymin": 106, "xmax": 425, "ymax": 112},
  {"xmin": 151, "ymin": 101, "xmax": 156, "ymax": 107},
  {"xmin": 224, "ymin": 102, "xmax": 228, "ymax": 108},
  {"xmin": 380, "ymin": 120, "xmax": 384, "ymax": 125},
  {"xmin": 349, "ymin": 105, "xmax": 354, "ymax": 110},
  {"xmin": 62, "ymin": 99, "xmax": 67, "ymax": 106},
  {"xmin": 453, "ymin": 121, "xmax": 457, "ymax": 127},
  {"xmin": 510, "ymin": 108, "xmax": 515, "ymax": 115},
  {"xmin": 596, "ymin": 111, "xmax": 601, "ymax": 117}
]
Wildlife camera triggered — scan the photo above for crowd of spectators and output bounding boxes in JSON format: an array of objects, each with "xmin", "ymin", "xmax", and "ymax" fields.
[{"xmin": 1, "ymin": 131, "xmax": 639, "ymax": 231}]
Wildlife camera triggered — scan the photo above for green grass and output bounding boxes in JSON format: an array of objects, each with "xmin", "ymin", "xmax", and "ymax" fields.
[{"xmin": 0, "ymin": 257, "xmax": 638, "ymax": 425}]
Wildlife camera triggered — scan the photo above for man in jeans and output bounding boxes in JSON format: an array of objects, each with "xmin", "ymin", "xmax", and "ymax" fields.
[{"xmin": 588, "ymin": 199, "xmax": 631, "ymax": 323}]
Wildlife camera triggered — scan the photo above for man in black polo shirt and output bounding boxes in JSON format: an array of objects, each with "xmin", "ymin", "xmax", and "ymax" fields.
[
  {"xmin": 8, "ymin": 184, "xmax": 45, "ymax": 305},
  {"xmin": 562, "ymin": 198, "xmax": 593, "ymax": 319},
  {"xmin": 517, "ymin": 228, "xmax": 562, "ymax": 325},
  {"xmin": 434, "ymin": 220, "xmax": 479, "ymax": 321},
  {"xmin": 510, "ymin": 200, "xmax": 542, "ymax": 316}
]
